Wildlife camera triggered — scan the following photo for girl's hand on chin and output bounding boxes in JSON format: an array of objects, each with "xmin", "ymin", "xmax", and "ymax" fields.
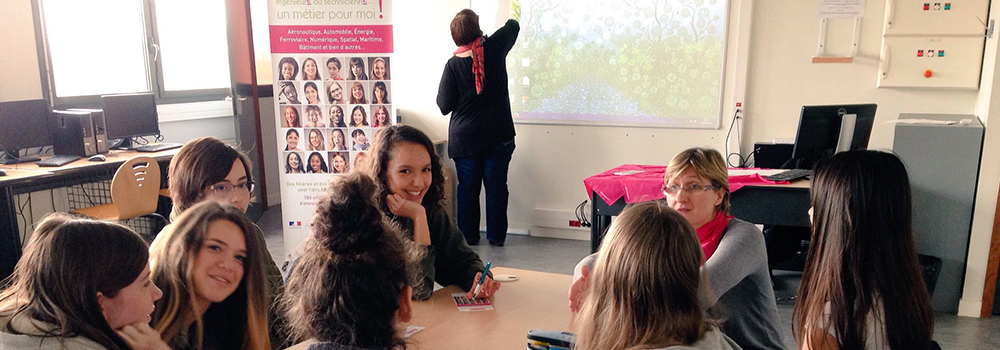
[
  {"xmin": 387, "ymin": 193, "xmax": 425, "ymax": 220},
  {"xmin": 117, "ymin": 322, "xmax": 171, "ymax": 350}
]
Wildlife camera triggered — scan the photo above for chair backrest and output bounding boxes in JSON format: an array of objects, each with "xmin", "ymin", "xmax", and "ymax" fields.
[{"xmin": 110, "ymin": 156, "xmax": 161, "ymax": 220}]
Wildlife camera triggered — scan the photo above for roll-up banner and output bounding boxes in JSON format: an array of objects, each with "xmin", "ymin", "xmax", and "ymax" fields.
[{"xmin": 266, "ymin": 0, "xmax": 394, "ymax": 254}]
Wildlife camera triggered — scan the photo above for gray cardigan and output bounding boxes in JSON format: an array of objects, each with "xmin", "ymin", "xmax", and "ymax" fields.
[{"xmin": 576, "ymin": 218, "xmax": 786, "ymax": 350}]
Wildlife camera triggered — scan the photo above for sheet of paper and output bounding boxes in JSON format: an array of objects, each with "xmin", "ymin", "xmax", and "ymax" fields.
[
  {"xmin": 818, "ymin": 0, "xmax": 865, "ymax": 19},
  {"xmin": 728, "ymin": 168, "xmax": 786, "ymax": 176},
  {"xmin": 452, "ymin": 293, "xmax": 494, "ymax": 312},
  {"xmin": 612, "ymin": 170, "xmax": 644, "ymax": 176},
  {"xmin": 404, "ymin": 325, "xmax": 425, "ymax": 338}
]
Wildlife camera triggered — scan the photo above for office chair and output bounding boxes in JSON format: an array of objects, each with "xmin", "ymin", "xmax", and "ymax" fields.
[{"xmin": 70, "ymin": 156, "xmax": 167, "ymax": 241}]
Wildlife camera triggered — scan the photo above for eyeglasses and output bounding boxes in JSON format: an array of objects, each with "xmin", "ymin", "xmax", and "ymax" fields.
[
  {"xmin": 207, "ymin": 181, "xmax": 255, "ymax": 198},
  {"xmin": 662, "ymin": 183, "xmax": 719, "ymax": 196}
]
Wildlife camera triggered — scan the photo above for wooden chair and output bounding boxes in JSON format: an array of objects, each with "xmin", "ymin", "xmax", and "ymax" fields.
[{"xmin": 71, "ymin": 156, "xmax": 167, "ymax": 240}]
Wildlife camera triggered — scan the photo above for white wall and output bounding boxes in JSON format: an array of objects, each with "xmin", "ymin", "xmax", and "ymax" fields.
[
  {"xmin": 394, "ymin": 1, "xmax": 984, "ymax": 237},
  {"xmin": 959, "ymin": 0, "xmax": 1000, "ymax": 318}
]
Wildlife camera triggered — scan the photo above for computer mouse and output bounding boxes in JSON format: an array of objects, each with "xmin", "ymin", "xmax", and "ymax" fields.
[{"xmin": 88, "ymin": 154, "xmax": 107, "ymax": 162}]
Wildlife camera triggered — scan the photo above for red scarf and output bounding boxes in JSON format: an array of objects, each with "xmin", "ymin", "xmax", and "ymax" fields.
[
  {"xmin": 454, "ymin": 37, "xmax": 485, "ymax": 94},
  {"xmin": 697, "ymin": 210, "xmax": 731, "ymax": 261}
]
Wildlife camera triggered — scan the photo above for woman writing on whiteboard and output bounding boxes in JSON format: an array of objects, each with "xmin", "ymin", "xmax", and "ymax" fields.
[{"xmin": 436, "ymin": 9, "xmax": 519, "ymax": 246}]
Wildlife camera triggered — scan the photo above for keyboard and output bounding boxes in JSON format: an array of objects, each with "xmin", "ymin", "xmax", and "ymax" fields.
[
  {"xmin": 133, "ymin": 143, "xmax": 183, "ymax": 153},
  {"xmin": 764, "ymin": 169, "xmax": 812, "ymax": 182},
  {"xmin": 36, "ymin": 155, "xmax": 82, "ymax": 167}
]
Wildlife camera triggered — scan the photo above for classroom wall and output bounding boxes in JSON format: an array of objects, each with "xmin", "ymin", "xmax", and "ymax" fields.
[
  {"xmin": 0, "ymin": 0, "xmax": 43, "ymax": 101},
  {"xmin": 959, "ymin": 0, "xmax": 1000, "ymax": 317},
  {"xmin": 393, "ymin": 1, "xmax": 983, "ymax": 236},
  {"xmin": 392, "ymin": 0, "xmax": 1000, "ymax": 316}
]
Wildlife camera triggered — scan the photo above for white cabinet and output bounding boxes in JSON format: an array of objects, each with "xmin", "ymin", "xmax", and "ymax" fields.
[
  {"xmin": 883, "ymin": 0, "xmax": 990, "ymax": 35},
  {"xmin": 878, "ymin": 0, "xmax": 989, "ymax": 89}
]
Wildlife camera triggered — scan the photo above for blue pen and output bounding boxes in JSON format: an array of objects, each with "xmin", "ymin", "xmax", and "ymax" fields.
[{"xmin": 472, "ymin": 261, "xmax": 492, "ymax": 298}]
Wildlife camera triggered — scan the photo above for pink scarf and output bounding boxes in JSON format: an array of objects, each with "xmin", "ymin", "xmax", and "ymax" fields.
[
  {"xmin": 453, "ymin": 37, "xmax": 485, "ymax": 94},
  {"xmin": 697, "ymin": 210, "xmax": 731, "ymax": 261}
]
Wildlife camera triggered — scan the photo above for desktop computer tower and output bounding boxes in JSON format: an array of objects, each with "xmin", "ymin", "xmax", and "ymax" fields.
[
  {"xmin": 49, "ymin": 110, "xmax": 97, "ymax": 157},
  {"xmin": 68, "ymin": 108, "xmax": 109, "ymax": 153}
]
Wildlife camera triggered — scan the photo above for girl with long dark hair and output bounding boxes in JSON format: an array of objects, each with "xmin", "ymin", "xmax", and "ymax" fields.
[{"xmin": 795, "ymin": 150, "xmax": 935, "ymax": 350}]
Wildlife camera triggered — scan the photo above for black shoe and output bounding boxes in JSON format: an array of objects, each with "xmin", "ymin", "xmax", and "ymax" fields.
[
  {"xmin": 466, "ymin": 240, "xmax": 480, "ymax": 246},
  {"xmin": 488, "ymin": 240, "xmax": 504, "ymax": 247}
]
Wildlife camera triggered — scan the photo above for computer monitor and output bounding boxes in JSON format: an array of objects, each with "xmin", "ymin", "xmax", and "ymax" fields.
[
  {"xmin": 101, "ymin": 92, "xmax": 159, "ymax": 149},
  {"xmin": 0, "ymin": 99, "xmax": 53, "ymax": 164},
  {"xmin": 788, "ymin": 104, "xmax": 877, "ymax": 169}
]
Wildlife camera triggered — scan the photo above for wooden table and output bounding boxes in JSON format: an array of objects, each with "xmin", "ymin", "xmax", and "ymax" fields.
[
  {"xmin": 0, "ymin": 149, "xmax": 178, "ymax": 279},
  {"xmin": 286, "ymin": 267, "xmax": 573, "ymax": 350}
]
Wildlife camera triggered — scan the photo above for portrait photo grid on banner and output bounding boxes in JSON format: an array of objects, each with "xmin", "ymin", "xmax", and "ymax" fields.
[{"xmin": 266, "ymin": 0, "xmax": 394, "ymax": 250}]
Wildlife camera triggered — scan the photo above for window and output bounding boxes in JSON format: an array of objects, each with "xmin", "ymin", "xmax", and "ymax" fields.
[{"xmin": 35, "ymin": 0, "xmax": 232, "ymax": 106}]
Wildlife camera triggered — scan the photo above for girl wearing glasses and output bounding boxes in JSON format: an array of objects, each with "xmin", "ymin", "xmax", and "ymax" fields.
[
  {"xmin": 150, "ymin": 201, "xmax": 271, "ymax": 350},
  {"xmin": 569, "ymin": 148, "xmax": 784, "ymax": 350},
  {"xmin": 164, "ymin": 136, "xmax": 288, "ymax": 348}
]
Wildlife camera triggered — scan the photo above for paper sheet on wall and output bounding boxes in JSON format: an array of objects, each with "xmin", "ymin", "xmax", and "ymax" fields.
[{"xmin": 818, "ymin": 0, "xmax": 865, "ymax": 18}]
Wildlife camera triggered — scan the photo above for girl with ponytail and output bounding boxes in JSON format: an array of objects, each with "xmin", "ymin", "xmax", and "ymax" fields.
[{"xmin": 282, "ymin": 172, "xmax": 421, "ymax": 350}]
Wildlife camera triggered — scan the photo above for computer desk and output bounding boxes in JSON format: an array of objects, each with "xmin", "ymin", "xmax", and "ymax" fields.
[
  {"xmin": 286, "ymin": 267, "xmax": 573, "ymax": 350},
  {"xmin": 0, "ymin": 149, "xmax": 178, "ymax": 279},
  {"xmin": 589, "ymin": 178, "xmax": 811, "ymax": 253}
]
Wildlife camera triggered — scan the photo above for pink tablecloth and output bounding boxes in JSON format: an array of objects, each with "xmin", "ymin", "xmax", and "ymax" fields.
[{"xmin": 583, "ymin": 164, "xmax": 790, "ymax": 206}]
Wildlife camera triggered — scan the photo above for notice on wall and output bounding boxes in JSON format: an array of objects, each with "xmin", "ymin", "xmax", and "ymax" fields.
[
  {"xmin": 267, "ymin": 0, "xmax": 395, "ymax": 258},
  {"xmin": 818, "ymin": 0, "xmax": 865, "ymax": 18}
]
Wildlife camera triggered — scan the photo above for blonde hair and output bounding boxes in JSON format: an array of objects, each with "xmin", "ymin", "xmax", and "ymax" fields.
[
  {"xmin": 150, "ymin": 201, "xmax": 270, "ymax": 350},
  {"xmin": 573, "ymin": 201, "xmax": 710, "ymax": 350},
  {"xmin": 664, "ymin": 147, "xmax": 730, "ymax": 214}
]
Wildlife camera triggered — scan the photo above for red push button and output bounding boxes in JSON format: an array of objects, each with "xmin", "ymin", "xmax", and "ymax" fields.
[{"xmin": 924, "ymin": 69, "xmax": 933, "ymax": 78}]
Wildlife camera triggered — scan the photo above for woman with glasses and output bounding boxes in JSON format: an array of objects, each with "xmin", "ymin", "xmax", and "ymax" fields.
[
  {"xmin": 163, "ymin": 136, "xmax": 289, "ymax": 348},
  {"xmin": 568, "ymin": 148, "xmax": 785, "ymax": 350}
]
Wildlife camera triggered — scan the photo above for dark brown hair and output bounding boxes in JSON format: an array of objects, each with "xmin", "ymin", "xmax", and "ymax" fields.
[
  {"xmin": 359, "ymin": 125, "xmax": 445, "ymax": 212},
  {"xmin": 0, "ymin": 214, "xmax": 148, "ymax": 349},
  {"xmin": 281, "ymin": 172, "xmax": 418, "ymax": 349},
  {"xmin": 450, "ymin": 9, "xmax": 483, "ymax": 46},
  {"xmin": 168, "ymin": 137, "xmax": 254, "ymax": 218},
  {"xmin": 795, "ymin": 150, "xmax": 934, "ymax": 349}
]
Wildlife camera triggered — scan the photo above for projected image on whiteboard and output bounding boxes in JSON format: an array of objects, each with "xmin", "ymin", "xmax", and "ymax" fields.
[{"xmin": 508, "ymin": 0, "xmax": 727, "ymax": 128}]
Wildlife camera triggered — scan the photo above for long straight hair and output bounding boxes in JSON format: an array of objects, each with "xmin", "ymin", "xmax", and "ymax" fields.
[
  {"xmin": 794, "ymin": 150, "xmax": 934, "ymax": 349},
  {"xmin": 573, "ymin": 201, "xmax": 709, "ymax": 350},
  {"xmin": 150, "ymin": 201, "xmax": 270, "ymax": 350},
  {"xmin": 0, "ymin": 214, "xmax": 148, "ymax": 350}
]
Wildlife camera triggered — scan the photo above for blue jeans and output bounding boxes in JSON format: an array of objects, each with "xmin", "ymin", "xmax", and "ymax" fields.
[{"xmin": 454, "ymin": 139, "xmax": 515, "ymax": 244}]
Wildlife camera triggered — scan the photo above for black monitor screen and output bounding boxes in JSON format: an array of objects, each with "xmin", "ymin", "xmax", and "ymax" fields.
[
  {"xmin": 0, "ymin": 99, "xmax": 53, "ymax": 152},
  {"xmin": 790, "ymin": 104, "xmax": 877, "ymax": 169},
  {"xmin": 102, "ymin": 92, "xmax": 158, "ymax": 140}
]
